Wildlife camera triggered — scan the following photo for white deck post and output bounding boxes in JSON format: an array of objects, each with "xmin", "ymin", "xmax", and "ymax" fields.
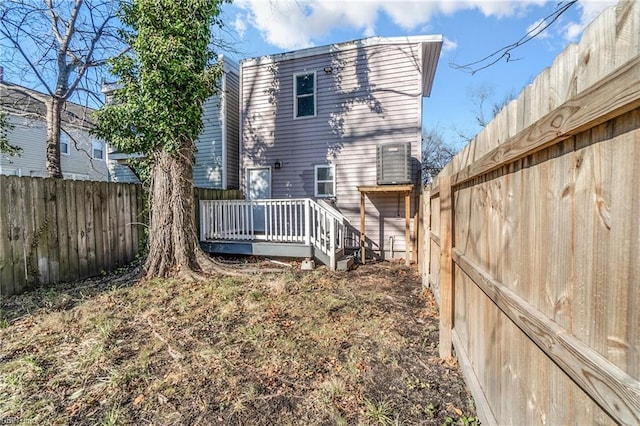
[
  {"xmin": 329, "ymin": 218, "xmax": 336, "ymax": 270},
  {"xmin": 199, "ymin": 201, "xmax": 205, "ymax": 241},
  {"xmin": 304, "ymin": 199, "xmax": 311, "ymax": 246}
]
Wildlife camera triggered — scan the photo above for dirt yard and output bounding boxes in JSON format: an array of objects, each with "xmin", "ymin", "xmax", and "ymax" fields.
[{"xmin": 0, "ymin": 260, "xmax": 477, "ymax": 425}]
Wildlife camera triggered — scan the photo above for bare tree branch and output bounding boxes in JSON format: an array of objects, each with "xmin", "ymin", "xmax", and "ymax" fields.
[
  {"xmin": 450, "ymin": 0, "xmax": 577, "ymax": 74},
  {"xmin": 0, "ymin": 0, "xmax": 126, "ymax": 177},
  {"xmin": 422, "ymin": 128, "xmax": 458, "ymax": 183}
]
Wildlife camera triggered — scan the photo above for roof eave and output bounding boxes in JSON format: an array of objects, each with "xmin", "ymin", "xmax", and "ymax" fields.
[
  {"xmin": 421, "ymin": 38, "xmax": 443, "ymax": 97},
  {"xmin": 241, "ymin": 34, "xmax": 444, "ymax": 68}
]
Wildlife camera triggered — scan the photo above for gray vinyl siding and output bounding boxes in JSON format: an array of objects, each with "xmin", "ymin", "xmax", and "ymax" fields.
[
  {"xmin": 107, "ymin": 160, "xmax": 139, "ymax": 183},
  {"xmin": 193, "ymin": 67, "xmax": 240, "ymax": 189},
  {"xmin": 0, "ymin": 115, "xmax": 110, "ymax": 181},
  {"xmin": 224, "ymin": 70, "xmax": 240, "ymax": 189},
  {"xmin": 241, "ymin": 42, "xmax": 426, "ymax": 256},
  {"xmin": 193, "ymin": 94, "xmax": 224, "ymax": 188}
]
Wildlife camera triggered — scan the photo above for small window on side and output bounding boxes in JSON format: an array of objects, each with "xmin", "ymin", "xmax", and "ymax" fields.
[
  {"xmin": 315, "ymin": 165, "xmax": 335, "ymax": 198},
  {"xmin": 92, "ymin": 140, "xmax": 104, "ymax": 160},
  {"xmin": 60, "ymin": 133, "xmax": 70, "ymax": 155}
]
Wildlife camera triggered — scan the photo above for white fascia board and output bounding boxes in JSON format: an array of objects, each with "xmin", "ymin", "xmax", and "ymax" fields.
[
  {"xmin": 108, "ymin": 152, "xmax": 145, "ymax": 161},
  {"xmin": 421, "ymin": 39, "xmax": 443, "ymax": 97},
  {"xmin": 240, "ymin": 34, "xmax": 443, "ymax": 68}
]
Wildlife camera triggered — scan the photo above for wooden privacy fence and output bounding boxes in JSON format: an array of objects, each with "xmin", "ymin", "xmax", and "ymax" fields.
[
  {"xmin": 0, "ymin": 177, "xmax": 243, "ymax": 297},
  {"xmin": 422, "ymin": 1, "xmax": 640, "ymax": 425},
  {"xmin": 0, "ymin": 176, "xmax": 144, "ymax": 297}
]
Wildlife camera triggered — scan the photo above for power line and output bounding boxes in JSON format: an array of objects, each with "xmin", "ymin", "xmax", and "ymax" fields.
[{"xmin": 450, "ymin": 0, "xmax": 578, "ymax": 74}]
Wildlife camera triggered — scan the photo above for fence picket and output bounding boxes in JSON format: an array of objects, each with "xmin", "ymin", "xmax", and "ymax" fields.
[
  {"xmin": 9, "ymin": 177, "xmax": 25, "ymax": 290},
  {"xmin": 0, "ymin": 178, "xmax": 14, "ymax": 294},
  {"xmin": 51, "ymin": 179, "xmax": 64, "ymax": 283}
]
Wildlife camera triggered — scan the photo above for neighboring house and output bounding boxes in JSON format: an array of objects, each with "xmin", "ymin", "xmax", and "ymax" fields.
[
  {"xmin": 194, "ymin": 58, "xmax": 240, "ymax": 189},
  {"xmin": 106, "ymin": 57, "xmax": 240, "ymax": 189},
  {"xmin": 0, "ymin": 80, "xmax": 113, "ymax": 181},
  {"xmin": 239, "ymin": 35, "xmax": 443, "ymax": 259}
]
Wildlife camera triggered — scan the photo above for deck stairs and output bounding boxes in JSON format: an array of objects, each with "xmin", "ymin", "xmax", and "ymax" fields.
[{"xmin": 199, "ymin": 198, "xmax": 349, "ymax": 269}]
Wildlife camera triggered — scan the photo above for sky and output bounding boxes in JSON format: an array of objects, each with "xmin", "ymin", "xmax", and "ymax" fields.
[{"xmin": 216, "ymin": 0, "xmax": 617, "ymax": 149}]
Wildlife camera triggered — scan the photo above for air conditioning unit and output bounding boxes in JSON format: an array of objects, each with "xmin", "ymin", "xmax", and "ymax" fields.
[{"xmin": 376, "ymin": 142, "xmax": 411, "ymax": 185}]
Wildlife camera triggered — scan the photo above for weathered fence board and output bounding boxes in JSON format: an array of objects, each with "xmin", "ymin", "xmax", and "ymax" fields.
[
  {"xmin": 0, "ymin": 178, "xmax": 140, "ymax": 296},
  {"xmin": 0, "ymin": 177, "xmax": 242, "ymax": 297},
  {"xmin": 423, "ymin": 2, "xmax": 640, "ymax": 424},
  {"xmin": 53, "ymin": 179, "xmax": 66, "ymax": 283}
]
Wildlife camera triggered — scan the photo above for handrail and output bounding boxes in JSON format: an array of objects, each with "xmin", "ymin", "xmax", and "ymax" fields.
[
  {"xmin": 316, "ymin": 199, "xmax": 350, "ymax": 223},
  {"xmin": 200, "ymin": 198, "xmax": 347, "ymax": 269}
]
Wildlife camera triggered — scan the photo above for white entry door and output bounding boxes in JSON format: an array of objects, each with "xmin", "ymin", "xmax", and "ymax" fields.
[
  {"xmin": 247, "ymin": 167, "xmax": 271, "ymax": 233},
  {"xmin": 247, "ymin": 167, "xmax": 271, "ymax": 200}
]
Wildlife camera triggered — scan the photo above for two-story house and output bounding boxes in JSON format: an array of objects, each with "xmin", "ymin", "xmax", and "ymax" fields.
[{"xmin": 237, "ymin": 35, "xmax": 443, "ymax": 261}]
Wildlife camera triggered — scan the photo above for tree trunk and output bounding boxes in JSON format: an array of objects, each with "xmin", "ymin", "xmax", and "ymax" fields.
[
  {"xmin": 45, "ymin": 96, "xmax": 64, "ymax": 178},
  {"xmin": 145, "ymin": 141, "xmax": 203, "ymax": 278}
]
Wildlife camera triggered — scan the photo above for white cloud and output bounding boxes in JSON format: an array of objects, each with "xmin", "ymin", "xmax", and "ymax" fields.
[
  {"xmin": 562, "ymin": 0, "xmax": 617, "ymax": 41},
  {"xmin": 564, "ymin": 22, "xmax": 583, "ymax": 41},
  {"xmin": 380, "ymin": 2, "xmax": 440, "ymax": 30},
  {"xmin": 442, "ymin": 36, "xmax": 457, "ymax": 52},
  {"xmin": 233, "ymin": 14, "xmax": 248, "ymax": 39},
  {"xmin": 526, "ymin": 18, "xmax": 551, "ymax": 40},
  {"xmin": 235, "ymin": 0, "xmax": 553, "ymax": 50}
]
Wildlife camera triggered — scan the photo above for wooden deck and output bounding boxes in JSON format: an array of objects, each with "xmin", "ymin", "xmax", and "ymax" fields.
[{"xmin": 199, "ymin": 198, "xmax": 347, "ymax": 269}]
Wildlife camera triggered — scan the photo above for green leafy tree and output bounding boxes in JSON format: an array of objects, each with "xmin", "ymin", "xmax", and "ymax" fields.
[{"xmin": 93, "ymin": 0, "xmax": 226, "ymax": 279}]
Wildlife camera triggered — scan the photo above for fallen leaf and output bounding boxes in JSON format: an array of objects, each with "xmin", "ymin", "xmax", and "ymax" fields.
[{"xmin": 133, "ymin": 394, "xmax": 145, "ymax": 406}]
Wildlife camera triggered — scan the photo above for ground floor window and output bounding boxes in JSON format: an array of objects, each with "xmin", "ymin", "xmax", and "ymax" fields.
[{"xmin": 314, "ymin": 164, "xmax": 335, "ymax": 197}]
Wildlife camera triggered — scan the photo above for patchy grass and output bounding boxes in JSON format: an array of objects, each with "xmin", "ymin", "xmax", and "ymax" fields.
[{"xmin": 0, "ymin": 261, "xmax": 477, "ymax": 425}]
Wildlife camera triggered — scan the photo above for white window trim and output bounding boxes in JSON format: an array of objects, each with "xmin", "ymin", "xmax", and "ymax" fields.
[
  {"xmin": 293, "ymin": 71, "xmax": 317, "ymax": 119},
  {"xmin": 92, "ymin": 140, "xmax": 105, "ymax": 160},
  {"xmin": 314, "ymin": 164, "xmax": 335, "ymax": 198},
  {"xmin": 60, "ymin": 133, "xmax": 70, "ymax": 156}
]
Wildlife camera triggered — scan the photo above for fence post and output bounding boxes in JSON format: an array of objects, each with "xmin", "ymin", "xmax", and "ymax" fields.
[
  {"xmin": 439, "ymin": 175, "xmax": 454, "ymax": 359},
  {"xmin": 405, "ymin": 190, "xmax": 411, "ymax": 266},
  {"xmin": 360, "ymin": 192, "xmax": 366, "ymax": 264},
  {"xmin": 417, "ymin": 189, "xmax": 423, "ymax": 273},
  {"xmin": 422, "ymin": 187, "xmax": 431, "ymax": 287}
]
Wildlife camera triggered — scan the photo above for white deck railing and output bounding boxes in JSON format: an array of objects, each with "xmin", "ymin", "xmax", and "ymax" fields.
[{"xmin": 200, "ymin": 198, "xmax": 347, "ymax": 268}]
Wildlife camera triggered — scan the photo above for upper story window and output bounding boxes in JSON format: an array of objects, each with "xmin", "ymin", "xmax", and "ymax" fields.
[
  {"xmin": 294, "ymin": 72, "xmax": 316, "ymax": 118},
  {"xmin": 60, "ymin": 133, "xmax": 70, "ymax": 155},
  {"xmin": 92, "ymin": 140, "xmax": 104, "ymax": 160},
  {"xmin": 315, "ymin": 164, "xmax": 335, "ymax": 198}
]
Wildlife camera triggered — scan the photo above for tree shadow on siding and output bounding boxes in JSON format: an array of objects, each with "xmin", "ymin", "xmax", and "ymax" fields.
[
  {"xmin": 242, "ymin": 63, "xmax": 280, "ymax": 169},
  {"xmin": 240, "ymin": 41, "xmax": 424, "ymax": 258}
]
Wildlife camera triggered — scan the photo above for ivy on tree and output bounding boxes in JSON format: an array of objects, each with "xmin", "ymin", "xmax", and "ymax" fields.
[
  {"xmin": 0, "ymin": 106, "xmax": 20, "ymax": 156},
  {"xmin": 93, "ymin": 0, "xmax": 228, "ymax": 279}
]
